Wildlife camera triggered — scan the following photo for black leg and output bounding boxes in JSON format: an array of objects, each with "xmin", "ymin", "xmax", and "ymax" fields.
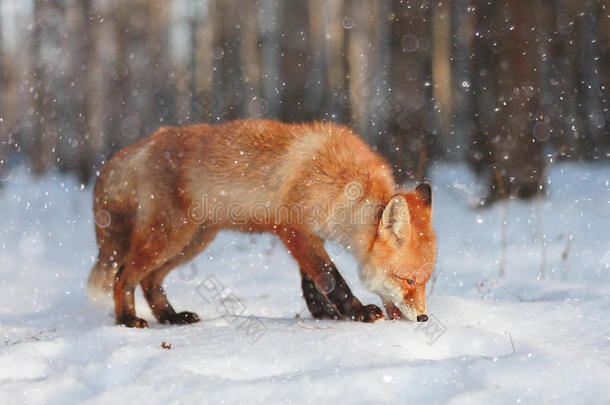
[
  {"xmin": 322, "ymin": 263, "xmax": 384, "ymax": 322},
  {"xmin": 301, "ymin": 264, "xmax": 384, "ymax": 322},
  {"xmin": 141, "ymin": 276, "xmax": 200, "ymax": 325},
  {"xmin": 279, "ymin": 229, "xmax": 383, "ymax": 323},
  {"xmin": 300, "ymin": 268, "xmax": 341, "ymax": 319}
]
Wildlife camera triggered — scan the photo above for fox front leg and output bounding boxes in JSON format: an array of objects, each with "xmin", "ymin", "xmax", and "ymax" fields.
[
  {"xmin": 300, "ymin": 268, "xmax": 340, "ymax": 319},
  {"xmin": 319, "ymin": 261, "xmax": 384, "ymax": 322},
  {"xmin": 282, "ymin": 229, "xmax": 384, "ymax": 322}
]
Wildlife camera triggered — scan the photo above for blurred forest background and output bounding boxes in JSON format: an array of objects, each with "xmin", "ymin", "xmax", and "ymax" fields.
[{"xmin": 0, "ymin": 0, "xmax": 608, "ymax": 203}]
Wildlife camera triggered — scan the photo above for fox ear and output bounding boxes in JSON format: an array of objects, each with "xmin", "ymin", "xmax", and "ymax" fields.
[
  {"xmin": 379, "ymin": 195, "xmax": 410, "ymax": 242},
  {"xmin": 415, "ymin": 183, "xmax": 432, "ymax": 207}
]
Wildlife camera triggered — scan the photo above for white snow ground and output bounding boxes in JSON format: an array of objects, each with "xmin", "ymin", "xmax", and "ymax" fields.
[{"xmin": 0, "ymin": 162, "xmax": 608, "ymax": 405}]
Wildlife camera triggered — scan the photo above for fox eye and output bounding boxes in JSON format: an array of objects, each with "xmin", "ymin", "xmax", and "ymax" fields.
[{"xmin": 396, "ymin": 275, "xmax": 415, "ymax": 285}]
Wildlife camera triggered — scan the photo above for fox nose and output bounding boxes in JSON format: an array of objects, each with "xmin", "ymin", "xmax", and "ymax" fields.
[{"xmin": 416, "ymin": 314, "xmax": 428, "ymax": 322}]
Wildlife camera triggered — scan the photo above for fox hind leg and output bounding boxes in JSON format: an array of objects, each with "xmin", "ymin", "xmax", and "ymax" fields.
[
  {"xmin": 114, "ymin": 263, "xmax": 149, "ymax": 328},
  {"xmin": 140, "ymin": 228, "xmax": 218, "ymax": 325},
  {"xmin": 114, "ymin": 219, "xmax": 205, "ymax": 328},
  {"xmin": 140, "ymin": 265, "xmax": 200, "ymax": 325}
]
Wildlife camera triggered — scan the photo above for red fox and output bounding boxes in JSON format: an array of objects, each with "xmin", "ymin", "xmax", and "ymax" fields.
[{"xmin": 88, "ymin": 119, "xmax": 436, "ymax": 327}]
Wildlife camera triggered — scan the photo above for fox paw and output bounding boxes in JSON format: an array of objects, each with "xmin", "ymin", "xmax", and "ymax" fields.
[
  {"xmin": 384, "ymin": 302, "xmax": 404, "ymax": 320},
  {"xmin": 307, "ymin": 299, "xmax": 341, "ymax": 320},
  {"xmin": 163, "ymin": 311, "xmax": 201, "ymax": 325},
  {"xmin": 118, "ymin": 315, "xmax": 149, "ymax": 328},
  {"xmin": 349, "ymin": 304, "xmax": 385, "ymax": 322}
]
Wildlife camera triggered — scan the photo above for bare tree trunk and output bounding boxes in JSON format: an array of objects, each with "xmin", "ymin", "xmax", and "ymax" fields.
[
  {"xmin": 210, "ymin": 0, "xmax": 243, "ymax": 121},
  {"xmin": 386, "ymin": 1, "xmax": 435, "ymax": 183},
  {"xmin": 532, "ymin": 0, "xmax": 565, "ymax": 161},
  {"xmin": 553, "ymin": 0, "xmax": 581, "ymax": 158},
  {"xmin": 0, "ymin": 0, "xmax": 4, "ymax": 150},
  {"xmin": 86, "ymin": 2, "xmax": 106, "ymax": 179},
  {"xmin": 450, "ymin": 0, "xmax": 474, "ymax": 159},
  {"xmin": 305, "ymin": 0, "xmax": 327, "ymax": 120},
  {"xmin": 54, "ymin": 2, "xmax": 77, "ymax": 176},
  {"xmin": 431, "ymin": 1, "xmax": 451, "ymax": 145},
  {"xmin": 105, "ymin": 3, "xmax": 130, "ymax": 153},
  {"xmin": 73, "ymin": 0, "xmax": 94, "ymax": 183},
  {"xmin": 147, "ymin": 1, "xmax": 174, "ymax": 130},
  {"xmin": 29, "ymin": 0, "xmax": 44, "ymax": 174},
  {"xmin": 419, "ymin": 2, "xmax": 436, "ymax": 183},
  {"xmin": 304, "ymin": 0, "xmax": 347, "ymax": 121},
  {"xmin": 534, "ymin": 2, "xmax": 553, "ymax": 124},
  {"xmin": 470, "ymin": 0, "xmax": 546, "ymax": 203},
  {"xmin": 487, "ymin": 0, "xmax": 544, "ymax": 202},
  {"xmin": 259, "ymin": 0, "xmax": 281, "ymax": 118},
  {"xmin": 598, "ymin": 0, "xmax": 610, "ymax": 157},
  {"xmin": 29, "ymin": 0, "xmax": 61, "ymax": 175},
  {"xmin": 240, "ymin": 0, "xmax": 262, "ymax": 118},
  {"xmin": 171, "ymin": 1, "xmax": 195, "ymax": 125},
  {"xmin": 346, "ymin": 0, "xmax": 374, "ymax": 138},
  {"xmin": 470, "ymin": 1, "xmax": 498, "ymax": 178},
  {"xmin": 577, "ymin": 0, "xmax": 604, "ymax": 159},
  {"xmin": 189, "ymin": 3, "xmax": 200, "ymax": 122},
  {"xmin": 324, "ymin": 0, "xmax": 347, "ymax": 121},
  {"xmin": 0, "ymin": 0, "xmax": 6, "ymax": 184},
  {"xmin": 194, "ymin": 1, "xmax": 214, "ymax": 122},
  {"xmin": 372, "ymin": 0, "xmax": 392, "ymax": 148}
]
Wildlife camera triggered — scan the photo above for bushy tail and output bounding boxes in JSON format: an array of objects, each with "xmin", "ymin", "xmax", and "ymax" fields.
[
  {"xmin": 89, "ymin": 161, "xmax": 134, "ymax": 307},
  {"xmin": 87, "ymin": 213, "xmax": 130, "ymax": 307},
  {"xmin": 87, "ymin": 260, "xmax": 117, "ymax": 307}
]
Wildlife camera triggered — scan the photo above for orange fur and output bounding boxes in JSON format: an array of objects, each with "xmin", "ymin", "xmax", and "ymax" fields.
[{"xmin": 88, "ymin": 119, "xmax": 436, "ymax": 326}]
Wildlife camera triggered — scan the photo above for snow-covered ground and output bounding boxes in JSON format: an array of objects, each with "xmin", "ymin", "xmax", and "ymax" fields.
[{"xmin": 0, "ymin": 162, "xmax": 608, "ymax": 404}]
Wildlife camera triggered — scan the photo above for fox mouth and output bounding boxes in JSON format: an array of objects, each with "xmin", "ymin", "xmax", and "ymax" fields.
[
  {"xmin": 395, "ymin": 301, "xmax": 418, "ymax": 321},
  {"xmin": 359, "ymin": 267, "xmax": 425, "ymax": 322},
  {"xmin": 384, "ymin": 300, "xmax": 418, "ymax": 321}
]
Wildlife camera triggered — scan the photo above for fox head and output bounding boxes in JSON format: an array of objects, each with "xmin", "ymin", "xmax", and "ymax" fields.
[{"xmin": 360, "ymin": 183, "xmax": 436, "ymax": 322}]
